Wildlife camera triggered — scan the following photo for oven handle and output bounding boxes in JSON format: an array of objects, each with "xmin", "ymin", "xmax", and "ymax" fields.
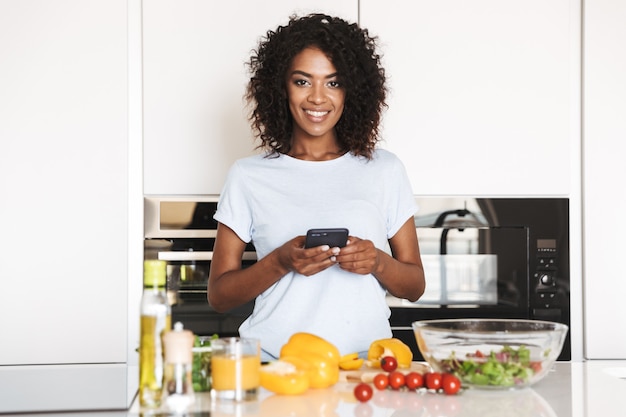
[
  {"xmin": 390, "ymin": 326, "xmax": 414, "ymax": 331},
  {"xmin": 157, "ymin": 251, "xmax": 257, "ymax": 262}
]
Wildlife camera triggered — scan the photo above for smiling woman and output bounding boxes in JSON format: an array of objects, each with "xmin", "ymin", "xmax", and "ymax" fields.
[{"xmin": 208, "ymin": 13, "xmax": 426, "ymax": 362}]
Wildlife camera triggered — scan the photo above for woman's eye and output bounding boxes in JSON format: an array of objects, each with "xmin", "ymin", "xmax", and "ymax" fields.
[{"xmin": 294, "ymin": 79, "xmax": 309, "ymax": 87}]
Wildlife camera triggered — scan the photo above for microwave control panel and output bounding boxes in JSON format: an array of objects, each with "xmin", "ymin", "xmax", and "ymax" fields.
[{"xmin": 532, "ymin": 238, "xmax": 560, "ymax": 311}]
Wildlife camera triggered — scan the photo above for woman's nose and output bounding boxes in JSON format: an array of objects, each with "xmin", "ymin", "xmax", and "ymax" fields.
[{"xmin": 308, "ymin": 85, "xmax": 326, "ymax": 103}]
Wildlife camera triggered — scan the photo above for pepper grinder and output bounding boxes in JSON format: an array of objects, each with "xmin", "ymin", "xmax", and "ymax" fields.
[{"xmin": 162, "ymin": 322, "xmax": 195, "ymax": 413}]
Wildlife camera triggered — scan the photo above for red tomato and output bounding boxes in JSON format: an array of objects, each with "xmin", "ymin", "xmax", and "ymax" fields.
[
  {"xmin": 530, "ymin": 361, "xmax": 543, "ymax": 373},
  {"xmin": 425, "ymin": 372, "xmax": 443, "ymax": 390},
  {"xmin": 442, "ymin": 373, "xmax": 461, "ymax": 395},
  {"xmin": 380, "ymin": 356, "xmax": 398, "ymax": 372},
  {"xmin": 373, "ymin": 373, "xmax": 389, "ymax": 390},
  {"xmin": 388, "ymin": 371, "xmax": 405, "ymax": 390},
  {"xmin": 354, "ymin": 383, "xmax": 373, "ymax": 402},
  {"xmin": 404, "ymin": 372, "xmax": 424, "ymax": 390}
]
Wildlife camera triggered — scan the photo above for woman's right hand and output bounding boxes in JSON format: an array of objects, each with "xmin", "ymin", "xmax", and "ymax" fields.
[{"xmin": 276, "ymin": 235, "xmax": 341, "ymax": 276}]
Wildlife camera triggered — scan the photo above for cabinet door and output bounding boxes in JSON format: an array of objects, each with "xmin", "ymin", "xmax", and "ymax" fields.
[
  {"xmin": 360, "ymin": 0, "xmax": 579, "ymax": 196},
  {"xmin": 583, "ymin": 0, "xmax": 626, "ymax": 359},
  {"xmin": 143, "ymin": 1, "xmax": 358, "ymax": 195},
  {"xmin": 0, "ymin": 1, "xmax": 128, "ymax": 365}
]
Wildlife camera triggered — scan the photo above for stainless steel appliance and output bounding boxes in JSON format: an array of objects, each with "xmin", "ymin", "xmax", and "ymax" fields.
[
  {"xmin": 144, "ymin": 196, "xmax": 256, "ymax": 337},
  {"xmin": 391, "ymin": 197, "xmax": 571, "ymax": 361},
  {"xmin": 144, "ymin": 196, "xmax": 570, "ymax": 360}
]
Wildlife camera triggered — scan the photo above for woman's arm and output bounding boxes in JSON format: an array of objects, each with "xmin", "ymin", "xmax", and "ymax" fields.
[
  {"xmin": 208, "ymin": 222, "xmax": 346, "ymax": 312},
  {"xmin": 335, "ymin": 217, "xmax": 426, "ymax": 302},
  {"xmin": 207, "ymin": 223, "xmax": 287, "ymax": 312}
]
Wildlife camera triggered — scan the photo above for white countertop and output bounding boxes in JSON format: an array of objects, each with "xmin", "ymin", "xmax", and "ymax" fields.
[
  {"xmin": 3, "ymin": 361, "xmax": 623, "ymax": 416},
  {"xmin": 124, "ymin": 360, "xmax": 624, "ymax": 417}
]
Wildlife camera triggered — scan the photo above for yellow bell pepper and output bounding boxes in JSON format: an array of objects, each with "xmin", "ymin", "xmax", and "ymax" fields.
[
  {"xmin": 280, "ymin": 333, "xmax": 341, "ymax": 364},
  {"xmin": 338, "ymin": 353, "xmax": 364, "ymax": 370},
  {"xmin": 259, "ymin": 360, "xmax": 310, "ymax": 395},
  {"xmin": 367, "ymin": 338, "xmax": 413, "ymax": 369},
  {"xmin": 279, "ymin": 332, "xmax": 340, "ymax": 389}
]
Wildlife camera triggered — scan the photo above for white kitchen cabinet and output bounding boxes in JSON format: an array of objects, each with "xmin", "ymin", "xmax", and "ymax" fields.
[
  {"xmin": 360, "ymin": 0, "xmax": 580, "ymax": 196},
  {"xmin": 142, "ymin": 0, "xmax": 358, "ymax": 195},
  {"xmin": 0, "ymin": 0, "xmax": 137, "ymax": 412},
  {"xmin": 582, "ymin": 0, "xmax": 626, "ymax": 359}
]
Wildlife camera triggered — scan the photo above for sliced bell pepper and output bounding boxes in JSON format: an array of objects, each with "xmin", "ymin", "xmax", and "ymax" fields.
[
  {"xmin": 260, "ymin": 360, "xmax": 310, "ymax": 395},
  {"xmin": 367, "ymin": 338, "xmax": 413, "ymax": 369},
  {"xmin": 338, "ymin": 353, "xmax": 364, "ymax": 370}
]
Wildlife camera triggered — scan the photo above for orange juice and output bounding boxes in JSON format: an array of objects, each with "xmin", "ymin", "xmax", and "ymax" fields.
[{"xmin": 211, "ymin": 354, "xmax": 260, "ymax": 390}]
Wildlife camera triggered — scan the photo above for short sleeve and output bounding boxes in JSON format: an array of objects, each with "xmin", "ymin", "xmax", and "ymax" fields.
[
  {"xmin": 386, "ymin": 155, "xmax": 418, "ymax": 238},
  {"xmin": 214, "ymin": 161, "xmax": 254, "ymax": 243}
]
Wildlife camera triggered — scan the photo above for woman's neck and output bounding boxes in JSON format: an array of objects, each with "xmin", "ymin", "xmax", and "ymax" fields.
[{"xmin": 288, "ymin": 134, "xmax": 344, "ymax": 161}]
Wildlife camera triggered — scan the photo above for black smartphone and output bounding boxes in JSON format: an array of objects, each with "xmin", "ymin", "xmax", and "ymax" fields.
[{"xmin": 304, "ymin": 228, "xmax": 349, "ymax": 248}]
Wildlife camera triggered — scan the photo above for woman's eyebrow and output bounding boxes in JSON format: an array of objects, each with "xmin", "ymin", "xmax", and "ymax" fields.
[{"xmin": 289, "ymin": 70, "xmax": 339, "ymax": 79}]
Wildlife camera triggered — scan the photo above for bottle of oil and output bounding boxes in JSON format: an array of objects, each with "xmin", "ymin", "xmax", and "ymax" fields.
[{"xmin": 139, "ymin": 259, "xmax": 172, "ymax": 408}]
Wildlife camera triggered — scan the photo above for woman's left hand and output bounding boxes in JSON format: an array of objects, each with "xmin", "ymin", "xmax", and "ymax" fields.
[{"xmin": 334, "ymin": 236, "xmax": 380, "ymax": 275}]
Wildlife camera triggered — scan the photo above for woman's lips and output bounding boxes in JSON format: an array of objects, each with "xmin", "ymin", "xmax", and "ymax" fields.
[
  {"xmin": 305, "ymin": 109, "xmax": 330, "ymax": 117},
  {"xmin": 305, "ymin": 109, "xmax": 330, "ymax": 121}
]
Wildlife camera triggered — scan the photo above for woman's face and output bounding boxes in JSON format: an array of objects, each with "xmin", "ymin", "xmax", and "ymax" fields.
[{"xmin": 285, "ymin": 47, "xmax": 345, "ymax": 142}]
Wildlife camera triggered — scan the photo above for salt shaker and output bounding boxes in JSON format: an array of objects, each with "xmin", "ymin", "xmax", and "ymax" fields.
[{"xmin": 161, "ymin": 322, "xmax": 195, "ymax": 413}]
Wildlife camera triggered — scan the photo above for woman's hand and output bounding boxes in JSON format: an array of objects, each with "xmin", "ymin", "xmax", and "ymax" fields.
[
  {"xmin": 276, "ymin": 236, "xmax": 342, "ymax": 276},
  {"xmin": 333, "ymin": 236, "xmax": 380, "ymax": 275}
]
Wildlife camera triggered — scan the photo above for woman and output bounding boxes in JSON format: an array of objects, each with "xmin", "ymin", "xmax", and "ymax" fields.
[{"xmin": 208, "ymin": 13, "xmax": 425, "ymax": 360}]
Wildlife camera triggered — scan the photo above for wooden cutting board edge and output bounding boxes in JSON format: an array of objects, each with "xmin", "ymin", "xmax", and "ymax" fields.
[{"xmin": 340, "ymin": 361, "xmax": 431, "ymax": 383}]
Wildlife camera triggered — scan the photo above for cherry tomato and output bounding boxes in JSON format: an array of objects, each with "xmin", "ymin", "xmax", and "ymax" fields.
[
  {"xmin": 530, "ymin": 361, "xmax": 543, "ymax": 373},
  {"xmin": 425, "ymin": 372, "xmax": 443, "ymax": 390},
  {"xmin": 354, "ymin": 382, "xmax": 374, "ymax": 402},
  {"xmin": 441, "ymin": 373, "xmax": 461, "ymax": 395},
  {"xmin": 404, "ymin": 371, "xmax": 424, "ymax": 390},
  {"xmin": 380, "ymin": 356, "xmax": 398, "ymax": 372},
  {"xmin": 388, "ymin": 371, "xmax": 405, "ymax": 390},
  {"xmin": 373, "ymin": 373, "xmax": 389, "ymax": 390}
]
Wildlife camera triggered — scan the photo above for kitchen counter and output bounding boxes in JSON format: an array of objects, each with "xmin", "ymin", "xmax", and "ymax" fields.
[
  {"xmin": 127, "ymin": 361, "xmax": 625, "ymax": 417},
  {"xmin": 4, "ymin": 361, "xmax": 624, "ymax": 416}
]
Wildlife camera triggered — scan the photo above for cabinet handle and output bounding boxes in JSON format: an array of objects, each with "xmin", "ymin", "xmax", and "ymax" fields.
[{"xmin": 157, "ymin": 251, "xmax": 257, "ymax": 261}]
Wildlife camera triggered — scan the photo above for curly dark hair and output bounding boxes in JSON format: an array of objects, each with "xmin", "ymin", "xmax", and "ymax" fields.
[{"xmin": 245, "ymin": 13, "xmax": 387, "ymax": 159}]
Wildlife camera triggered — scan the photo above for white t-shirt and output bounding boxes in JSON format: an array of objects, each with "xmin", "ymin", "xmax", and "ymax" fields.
[{"xmin": 214, "ymin": 149, "xmax": 417, "ymax": 358}]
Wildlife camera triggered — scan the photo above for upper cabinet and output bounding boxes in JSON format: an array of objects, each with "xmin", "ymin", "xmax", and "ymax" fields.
[
  {"xmin": 360, "ymin": 0, "xmax": 580, "ymax": 196},
  {"xmin": 143, "ymin": 0, "xmax": 358, "ymax": 195},
  {"xmin": 583, "ymin": 0, "xmax": 626, "ymax": 359},
  {"xmin": 144, "ymin": 0, "xmax": 580, "ymax": 197},
  {"xmin": 0, "ymin": 0, "xmax": 128, "ymax": 366}
]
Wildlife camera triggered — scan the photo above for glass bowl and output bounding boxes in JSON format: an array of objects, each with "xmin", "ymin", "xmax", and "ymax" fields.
[{"xmin": 412, "ymin": 318, "xmax": 568, "ymax": 390}]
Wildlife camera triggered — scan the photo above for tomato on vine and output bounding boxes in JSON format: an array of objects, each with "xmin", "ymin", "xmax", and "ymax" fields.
[
  {"xmin": 373, "ymin": 373, "xmax": 389, "ymax": 390},
  {"xmin": 425, "ymin": 372, "xmax": 443, "ymax": 390},
  {"xmin": 404, "ymin": 372, "xmax": 424, "ymax": 390},
  {"xmin": 442, "ymin": 373, "xmax": 461, "ymax": 395},
  {"xmin": 388, "ymin": 371, "xmax": 405, "ymax": 390}
]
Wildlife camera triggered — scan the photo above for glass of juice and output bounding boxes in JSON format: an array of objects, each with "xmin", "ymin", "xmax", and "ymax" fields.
[{"xmin": 210, "ymin": 337, "xmax": 260, "ymax": 401}]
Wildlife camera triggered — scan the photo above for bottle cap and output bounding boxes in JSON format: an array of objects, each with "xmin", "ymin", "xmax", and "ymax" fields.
[
  {"xmin": 143, "ymin": 260, "xmax": 166, "ymax": 287},
  {"xmin": 163, "ymin": 322, "xmax": 195, "ymax": 364}
]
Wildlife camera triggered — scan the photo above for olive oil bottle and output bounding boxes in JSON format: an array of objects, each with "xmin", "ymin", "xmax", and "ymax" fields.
[{"xmin": 139, "ymin": 260, "xmax": 172, "ymax": 408}]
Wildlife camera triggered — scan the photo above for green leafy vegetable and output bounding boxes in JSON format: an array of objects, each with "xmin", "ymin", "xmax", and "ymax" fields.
[
  {"xmin": 438, "ymin": 345, "xmax": 542, "ymax": 387},
  {"xmin": 191, "ymin": 334, "xmax": 218, "ymax": 392}
]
